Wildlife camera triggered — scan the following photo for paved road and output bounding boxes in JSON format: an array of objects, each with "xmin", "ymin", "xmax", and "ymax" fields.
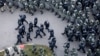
[{"xmin": 0, "ymin": 10, "xmax": 86, "ymax": 56}]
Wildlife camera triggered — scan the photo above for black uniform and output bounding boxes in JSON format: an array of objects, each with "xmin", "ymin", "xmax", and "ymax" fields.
[
  {"xmin": 96, "ymin": 38, "xmax": 100, "ymax": 48},
  {"xmin": 49, "ymin": 38, "xmax": 57, "ymax": 52},
  {"xmin": 26, "ymin": 33, "xmax": 32, "ymax": 42},
  {"xmin": 16, "ymin": 34, "xmax": 22, "ymax": 45},
  {"xmin": 64, "ymin": 43, "xmax": 70, "ymax": 49},
  {"xmin": 0, "ymin": 0, "xmax": 4, "ymax": 8},
  {"xmin": 77, "ymin": 42, "xmax": 86, "ymax": 53},
  {"xmin": 48, "ymin": 30, "xmax": 54, "ymax": 40},
  {"xmin": 52, "ymin": 38, "xmax": 57, "ymax": 48},
  {"xmin": 21, "ymin": 25, "xmax": 26, "ymax": 35},
  {"xmin": 62, "ymin": 27, "xmax": 68, "ymax": 36},
  {"xmin": 15, "ymin": 19, "xmax": 23, "ymax": 30},
  {"xmin": 18, "ymin": 28, "xmax": 24, "ymax": 38},
  {"xmin": 34, "ymin": 29, "xmax": 42, "ymax": 38},
  {"xmin": 95, "ymin": 13, "xmax": 100, "ymax": 21},
  {"xmin": 67, "ymin": 29, "xmax": 74, "ymax": 41},
  {"xmin": 44, "ymin": 21, "xmax": 50, "ymax": 31},
  {"xmin": 19, "ymin": 15, "xmax": 28, "ymax": 24},
  {"xmin": 75, "ymin": 30, "xmax": 81, "ymax": 41},
  {"xmin": 82, "ymin": 29, "xmax": 87, "ymax": 39},
  {"xmin": 40, "ymin": 24, "xmax": 46, "ymax": 36},
  {"xmin": 34, "ymin": 18, "xmax": 38, "ymax": 27},
  {"xmin": 90, "ymin": 43, "xmax": 97, "ymax": 52},
  {"xmin": 49, "ymin": 41, "xmax": 54, "ymax": 52},
  {"xmin": 28, "ymin": 22, "xmax": 33, "ymax": 32}
]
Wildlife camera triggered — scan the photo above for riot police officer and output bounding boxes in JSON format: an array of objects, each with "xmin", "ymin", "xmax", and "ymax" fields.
[
  {"xmin": 75, "ymin": 30, "xmax": 81, "ymax": 41},
  {"xmin": 67, "ymin": 29, "xmax": 74, "ymax": 42},
  {"xmin": 90, "ymin": 41, "xmax": 97, "ymax": 52},
  {"xmin": 28, "ymin": 0, "xmax": 34, "ymax": 15},
  {"xmin": 44, "ymin": 21, "xmax": 50, "ymax": 32},
  {"xmin": 49, "ymin": 40, "xmax": 54, "ymax": 52},
  {"xmin": 82, "ymin": 27, "xmax": 88, "ymax": 39},
  {"xmin": 40, "ymin": 24, "xmax": 46, "ymax": 36},
  {"xmin": 94, "ymin": 49, "xmax": 100, "ymax": 56},
  {"xmin": 76, "ymin": 2, "xmax": 82, "ymax": 11},
  {"xmin": 15, "ymin": 19, "xmax": 23, "ymax": 30},
  {"xmin": 28, "ymin": 22, "xmax": 33, "ymax": 33},
  {"xmin": 96, "ymin": 37, "xmax": 100, "ymax": 48},
  {"xmin": 48, "ymin": 29, "xmax": 54, "ymax": 40},
  {"xmin": 49, "ymin": 37, "xmax": 57, "ymax": 52},
  {"xmin": 34, "ymin": 29, "xmax": 42, "ymax": 38},
  {"xmin": 63, "ymin": 42, "xmax": 70, "ymax": 56},
  {"xmin": 71, "ymin": 48, "xmax": 78, "ymax": 56},
  {"xmin": 34, "ymin": 17, "xmax": 38, "ymax": 27},
  {"xmin": 0, "ymin": 0, "xmax": 5, "ymax": 12},
  {"xmin": 18, "ymin": 28, "xmax": 24, "ymax": 38},
  {"xmin": 54, "ymin": 2, "xmax": 59, "ymax": 15},
  {"xmin": 0, "ymin": 0, "xmax": 4, "ymax": 8},
  {"xmin": 26, "ymin": 32, "xmax": 32, "ymax": 42},
  {"xmin": 7, "ymin": 0, "xmax": 14, "ymax": 13},
  {"xmin": 62, "ymin": 27, "xmax": 68, "ymax": 36},
  {"xmin": 77, "ymin": 40, "xmax": 86, "ymax": 53},
  {"xmin": 87, "ymin": 49, "xmax": 93, "ymax": 56},
  {"xmin": 16, "ymin": 34, "xmax": 23, "ymax": 45},
  {"xmin": 64, "ymin": 42, "xmax": 70, "ymax": 49},
  {"xmin": 21, "ymin": 25, "xmax": 26, "ymax": 35},
  {"xmin": 19, "ymin": 14, "xmax": 28, "ymax": 24},
  {"xmin": 52, "ymin": 37, "xmax": 57, "ymax": 48},
  {"xmin": 39, "ymin": 1, "xmax": 45, "ymax": 14},
  {"xmin": 58, "ymin": 5, "xmax": 63, "ymax": 18}
]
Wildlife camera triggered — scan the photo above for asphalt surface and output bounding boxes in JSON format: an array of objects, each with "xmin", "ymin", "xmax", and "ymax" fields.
[{"xmin": 0, "ymin": 10, "xmax": 86, "ymax": 56}]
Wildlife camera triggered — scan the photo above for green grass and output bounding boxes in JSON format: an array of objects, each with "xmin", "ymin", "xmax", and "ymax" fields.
[
  {"xmin": 0, "ymin": 45, "xmax": 53, "ymax": 56},
  {"xmin": 24, "ymin": 45, "xmax": 53, "ymax": 56},
  {"xmin": 0, "ymin": 51, "xmax": 4, "ymax": 56}
]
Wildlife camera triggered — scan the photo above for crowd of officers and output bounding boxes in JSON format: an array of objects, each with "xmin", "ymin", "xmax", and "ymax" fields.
[
  {"xmin": 0, "ymin": 0, "xmax": 99, "ymax": 20},
  {"xmin": 15, "ymin": 14, "xmax": 57, "ymax": 55},
  {"xmin": 61, "ymin": 0, "xmax": 100, "ymax": 56},
  {"xmin": 0, "ymin": 0, "xmax": 100, "ymax": 56}
]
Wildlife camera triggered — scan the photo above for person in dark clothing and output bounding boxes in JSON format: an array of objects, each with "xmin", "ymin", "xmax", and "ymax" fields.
[
  {"xmin": 34, "ymin": 17, "xmax": 38, "ymax": 27},
  {"xmin": 40, "ymin": 24, "xmax": 46, "ymax": 36},
  {"xmin": 18, "ymin": 28, "xmax": 24, "ymax": 38},
  {"xmin": 82, "ymin": 29, "xmax": 87, "ymax": 39},
  {"xmin": 90, "ymin": 42, "xmax": 97, "ymax": 52},
  {"xmin": 96, "ymin": 38, "xmax": 100, "ymax": 48},
  {"xmin": 16, "ymin": 34, "xmax": 23, "ymax": 45},
  {"xmin": 48, "ymin": 29, "xmax": 54, "ymax": 40},
  {"xmin": 62, "ymin": 27, "xmax": 68, "ymax": 36},
  {"xmin": 49, "ymin": 37, "xmax": 57, "ymax": 52},
  {"xmin": 67, "ymin": 29, "xmax": 74, "ymax": 42},
  {"xmin": 64, "ymin": 42, "xmax": 70, "ymax": 49},
  {"xmin": 75, "ymin": 30, "xmax": 81, "ymax": 41},
  {"xmin": 21, "ymin": 25, "xmax": 26, "ymax": 35},
  {"xmin": 63, "ymin": 42, "xmax": 70, "ymax": 55},
  {"xmin": 15, "ymin": 19, "xmax": 23, "ymax": 30},
  {"xmin": 34, "ymin": 29, "xmax": 42, "ymax": 38},
  {"xmin": 19, "ymin": 14, "xmax": 28, "ymax": 24},
  {"xmin": 77, "ymin": 41, "xmax": 86, "ymax": 53},
  {"xmin": 49, "ymin": 41, "xmax": 54, "ymax": 52},
  {"xmin": 26, "ymin": 32, "xmax": 32, "ymax": 42},
  {"xmin": 28, "ymin": 22, "xmax": 33, "ymax": 32},
  {"xmin": 44, "ymin": 21, "xmax": 50, "ymax": 32},
  {"xmin": 5, "ymin": 49, "xmax": 10, "ymax": 56},
  {"xmin": 0, "ymin": 0, "xmax": 4, "ymax": 8},
  {"xmin": 52, "ymin": 37, "xmax": 57, "ymax": 48},
  {"xmin": 95, "ymin": 13, "xmax": 100, "ymax": 21}
]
